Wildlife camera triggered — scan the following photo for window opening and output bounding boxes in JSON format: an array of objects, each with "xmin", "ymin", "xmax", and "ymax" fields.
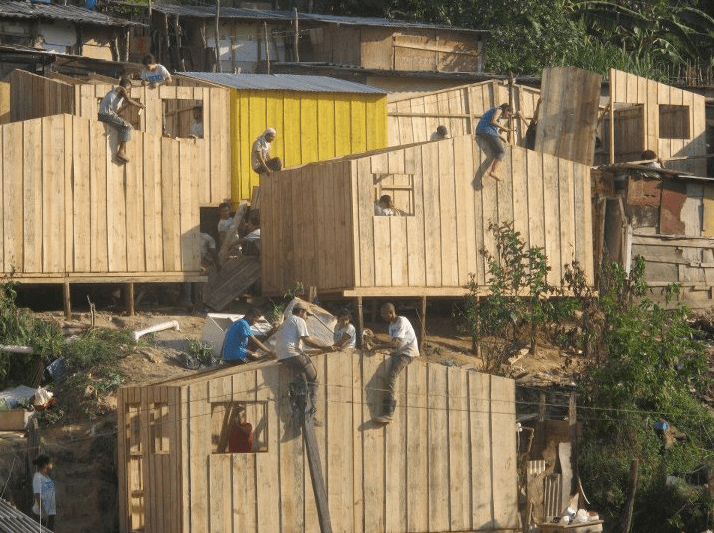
[{"xmin": 211, "ymin": 401, "xmax": 268, "ymax": 454}]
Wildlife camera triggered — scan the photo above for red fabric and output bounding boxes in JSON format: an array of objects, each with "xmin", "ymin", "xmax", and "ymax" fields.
[{"xmin": 228, "ymin": 422, "xmax": 254, "ymax": 453}]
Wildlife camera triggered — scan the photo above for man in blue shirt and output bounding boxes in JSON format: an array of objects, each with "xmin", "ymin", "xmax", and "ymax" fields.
[{"xmin": 222, "ymin": 308, "xmax": 274, "ymax": 364}]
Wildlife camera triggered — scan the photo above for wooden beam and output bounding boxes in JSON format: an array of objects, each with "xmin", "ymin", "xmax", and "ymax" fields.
[
  {"xmin": 125, "ymin": 282, "xmax": 135, "ymax": 316},
  {"xmin": 63, "ymin": 282, "xmax": 71, "ymax": 319},
  {"xmin": 419, "ymin": 295, "xmax": 427, "ymax": 349},
  {"xmin": 355, "ymin": 296, "xmax": 364, "ymax": 347}
]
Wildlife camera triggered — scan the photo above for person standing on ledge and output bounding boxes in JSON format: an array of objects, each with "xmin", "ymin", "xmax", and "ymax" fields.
[
  {"xmin": 475, "ymin": 103, "xmax": 512, "ymax": 181},
  {"xmin": 140, "ymin": 53, "xmax": 172, "ymax": 89},
  {"xmin": 251, "ymin": 128, "xmax": 282, "ymax": 175}
]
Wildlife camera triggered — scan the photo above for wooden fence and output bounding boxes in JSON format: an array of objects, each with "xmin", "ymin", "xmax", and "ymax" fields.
[
  {"xmin": 117, "ymin": 351, "xmax": 518, "ymax": 533},
  {"xmin": 0, "ymin": 114, "xmax": 204, "ymax": 281},
  {"xmin": 8, "ymin": 70, "xmax": 231, "ymax": 206}
]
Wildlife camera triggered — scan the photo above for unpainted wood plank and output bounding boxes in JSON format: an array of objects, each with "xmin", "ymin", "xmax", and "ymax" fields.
[
  {"xmin": 448, "ymin": 366, "xmax": 470, "ymax": 530},
  {"xmin": 374, "ymin": 215, "xmax": 392, "ymax": 286},
  {"xmin": 116, "ymin": 389, "xmax": 128, "ymax": 533},
  {"xmin": 526, "ymin": 150, "xmax": 546, "ymax": 251},
  {"xmin": 472, "ymin": 137, "xmax": 487, "ymax": 285},
  {"xmin": 438, "ymin": 140, "xmax": 458, "ymax": 287},
  {"xmin": 405, "ymin": 360, "xmax": 428, "ymax": 531},
  {"xmin": 179, "ymin": 141, "xmax": 200, "ymax": 272},
  {"xmin": 469, "ymin": 371, "xmax": 493, "ymax": 528},
  {"xmin": 481, "ymin": 151, "xmax": 499, "ymax": 271},
  {"xmin": 42, "ymin": 115, "xmax": 66, "ymax": 273},
  {"xmin": 452, "ymin": 135, "xmax": 477, "ymax": 285},
  {"xmin": 161, "ymin": 138, "xmax": 180, "ymax": 272},
  {"xmin": 703, "ymin": 185, "xmax": 714, "ymax": 237},
  {"xmin": 106, "ymin": 137, "xmax": 128, "ymax": 273},
  {"xmin": 64, "ymin": 115, "xmax": 74, "ymax": 273},
  {"xmin": 21, "ymin": 120, "xmax": 41, "ymax": 272},
  {"xmin": 255, "ymin": 365, "xmax": 280, "ymax": 533},
  {"xmin": 188, "ymin": 382, "xmax": 210, "ymax": 532},
  {"xmin": 558, "ymin": 159, "xmax": 576, "ymax": 271},
  {"xmin": 137, "ymin": 389, "xmax": 152, "ymax": 533},
  {"xmin": 657, "ymin": 79, "xmax": 672, "ymax": 166},
  {"xmin": 357, "ymin": 157, "xmax": 376, "ymax": 287},
  {"xmin": 142, "ymin": 132, "xmax": 163, "ymax": 271},
  {"xmin": 428, "ymin": 363, "xmax": 450, "ymax": 530},
  {"xmin": 335, "ymin": 162, "xmax": 354, "ymax": 288},
  {"xmin": 145, "ymin": 387, "xmax": 159, "ymax": 533},
  {"xmin": 362, "ymin": 352, "xmax": 386, "ymax": 533},
  {"xmin": 573, "ymin": 163, "xmax": 594, "ymax": 283},
  {"xmin": 542, "ymin": 153, "xmax": 561, "ymax": 284},
  {"xmin": 422, "ymin": 142, "xmax": 442, "ymax": 286},
  {"xmin": 278, "ymin": 356, "xmax": 306, "ymax": 533},
  {"xmin": 90, "ymin": 120, "xmax": 109, "ymax": 272},
  {"xmin": 304, "ymin": 354, "xmax": 328, "ymax": 533},
  {"xmin": 510, "ymin": 145, "xmax": 530, "ymax": 251},
  {"xmin": 71, "ymin": 116, "xmax": 91, "ymax": 272},
  {"xmin": 232, "ymin": 372, "xmax": 257, "ymax": 533},
  {"xmin": 405, "ymin": 146, "xmax": 426, "ymax": 287},
  {"xmin": 125, "ymin": 131, "xmax": 145, "ymax": 272},
  {"xmin": 315, "ymin": 166, "xmax": 329, "ymax": 290},
  {"xmin": 490, "ymin": 376, "xmax": 518, "ymax": 528},
  {"xmin": 385, "ymin": 351, "xmax": 408, "ymax": 533}
]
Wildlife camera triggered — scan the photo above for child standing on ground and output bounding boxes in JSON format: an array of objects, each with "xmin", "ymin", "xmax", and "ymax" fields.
[{"xmin": 32, "ymin": 454, "xmax": 56, "ymax": 531}]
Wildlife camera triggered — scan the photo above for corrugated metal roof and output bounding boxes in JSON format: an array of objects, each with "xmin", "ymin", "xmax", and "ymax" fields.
[
  {"xmin": 0, "ymin": 498, "xmax": 53, "ymax": 533},
  {"xmin": 151, "ymin": 4, "xmax": 486, "ymax": 34},
  {"xmin": 180, "ymin": 72, "xmax": 388, "ymax": 94},
  {"xmin": 0, "ymin": 0, "xmax": 140, "ymax": 27}
]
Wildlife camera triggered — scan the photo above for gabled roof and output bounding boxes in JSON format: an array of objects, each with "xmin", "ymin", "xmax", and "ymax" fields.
[
  {"xmin": 0, "ymin": 0, "xmax": 141, "ymax": 27},
  {"xmin": 0, "ymin": 498, "xmax": 52, "ymax": 533},
  {"xmin": 151, "ymin": 5, "xmax": 487, "ymax": 35},
  {"xmin": 180, "ymin": 72, "xmax": 388, "ymax": 94}
]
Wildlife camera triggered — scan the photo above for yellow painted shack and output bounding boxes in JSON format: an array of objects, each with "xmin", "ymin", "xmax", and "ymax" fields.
[
  {"xmin": 117, "ymin": 351, "xmax": 518, "ymax": 533},
  {"xmin": 0, "ymin": 70, "xmax": 231, "ymax": 294},
  {"xmin": 180, "ymin": 72, "xmax": 388, "ymax": 202},
  {"xmin": 261, "ymin": 135, "xmax": 593, "ymax": 299}
]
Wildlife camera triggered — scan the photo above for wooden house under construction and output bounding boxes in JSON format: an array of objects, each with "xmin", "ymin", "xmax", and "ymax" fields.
[
  {"xmin": 260, "ymin": 134, "xmax": 594, "ymax": 302},
  {"xmin": 0, "ymin": 70, "xmax": 230, "ymax": 299},
  {"xmin": 117, "ymin": 351, "xmax": 518, "ymax": 533}
]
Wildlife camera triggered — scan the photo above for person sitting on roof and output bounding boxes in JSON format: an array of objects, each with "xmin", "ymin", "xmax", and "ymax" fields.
[{"xmin": 251, "ymin": 128, "xmax": 282, "ymax": 175}]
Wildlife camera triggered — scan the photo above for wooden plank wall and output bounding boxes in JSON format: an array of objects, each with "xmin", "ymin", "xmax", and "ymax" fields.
[
  {"xmin": 118, "ymin": 352, "xmax": 518, "ymax": 533},
  {"xmin": 262, "ymin": 136, "xmax": 593, "ymax": 295},
  {"xmin": 535, "ymin": 67, "xmax": 602, "ymax": 166},
  {"xmin": 386, "ymin": 80, "xmax": 540, "ymax": 148},
  {"xmin": 0, "ymin": 82, "xmax": 9, "ymax": 124},
  {"xmin": 8, "ymin": 69, "xmax": 75, "ymax": 122},
  {"xmin": 230, "ymin": 89, "xmax": 387, "ymax": 201},
  {"xmin": 609, "ymin": 69, "xmax": 707, "ymax": 175},
  {"xmin": 8, "ymin": 70, "xmax": 231, "ymax": 206},
  {"xmin": 117, "ymin": 385, "xmax": 182, "ymax": 533},
  {"xmin": 0, "ymin": 114, "xmax": 202, "ymax": 281},
  {"xmin": 260, "ymin": 159, "xmax": 356, "ymax": 294}
]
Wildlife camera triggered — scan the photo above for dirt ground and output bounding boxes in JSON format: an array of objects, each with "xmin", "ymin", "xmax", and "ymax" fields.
[{"xmin": 0, "ymin": 298, "xmax": 592, "ymax": 533}]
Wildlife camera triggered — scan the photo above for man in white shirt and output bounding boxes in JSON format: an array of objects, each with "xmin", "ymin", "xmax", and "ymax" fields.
[
  {"xmin": 364, "ymin": 302, "xmax": 420, "ymax": 424},
  {"xmin": 276, "ymin": 302, "xmax": 333, "ymax": 423},
  {"xmin": 251, "ymin": 128, "xmax": 282, "ymax": 175}
]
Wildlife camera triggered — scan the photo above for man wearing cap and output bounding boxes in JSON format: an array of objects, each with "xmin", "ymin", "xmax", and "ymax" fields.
[
  {"xmin": 251, "ymin": 128, "xmax": 282, "ymax": 175},
  {"xmin": 276, "ymin": 302, "xmax": 333, "ymax": 422}
]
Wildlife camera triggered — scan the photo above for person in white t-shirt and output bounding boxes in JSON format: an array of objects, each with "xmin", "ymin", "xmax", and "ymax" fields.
[
  {"xmin": 363, "ymin": 302, "xmax": 420, "ymax": 424},
  {"xmin": 140, "ymin": 53, "xmax": 172, "ymax": 89},
  {"xmin": 374, "ymin": 194, "xmax": 398, "ymax": 216},
  {"xmin": 32, "ymin": 454, "xmax": 56, "ymax": 531},
  {"xmin": 332, "ymin": 308, "xmax": 356, "ymax": 350},
  {"xmin": 276, "ymin": 302, "xmax": 333, "ymax": 423},
  {"xmin": 251, "ymin": 128, "xmax": 282, "ymax": 175}
]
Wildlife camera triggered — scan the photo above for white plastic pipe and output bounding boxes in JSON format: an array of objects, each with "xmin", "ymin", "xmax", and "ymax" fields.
[
  {"xmin": 0, "ymin": 345, "xmax": 33, "ymax": 354},
  {"xmin": 133, "ymin": 320, "xmax": 180, "ymax": 342}
]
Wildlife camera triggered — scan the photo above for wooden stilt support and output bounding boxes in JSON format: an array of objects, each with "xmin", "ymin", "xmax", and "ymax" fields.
[
  {"xmin": 419, "ymin": 295, "xmax": 427, "ymax": 349},
  {"xmin": 355, "ymin": 296, "xmax": 364, "ymax": 347},
  {"xmin": 125, "ymin": 282, "xmax": 135, "ymax": 317},
  {"xmin": 63, "ymin": 282, "xmax": 71, "ymax": 319}
]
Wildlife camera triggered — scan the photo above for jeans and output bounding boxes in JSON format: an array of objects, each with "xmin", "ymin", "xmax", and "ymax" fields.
[
  {"xmin": 280, "ymin": 353, "xmax": 319, "ymax": 408},
  {"xmin": 382, "ymin": 353, "xmax": 413, "ymax": 417}
]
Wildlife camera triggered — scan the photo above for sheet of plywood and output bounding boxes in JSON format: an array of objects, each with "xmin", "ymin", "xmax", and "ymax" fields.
[{"xmin": 535, "ymin": 67, "xmax": 601, "ymax": 166}]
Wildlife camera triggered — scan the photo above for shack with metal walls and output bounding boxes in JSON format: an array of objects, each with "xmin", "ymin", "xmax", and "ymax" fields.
[
  {"xmin": 182, "ymin": 72, "xmax": 388, "ymax": 202},
  {"xmin": 117, "ymin": 350, "xmax": 518, "ymax": 533}
]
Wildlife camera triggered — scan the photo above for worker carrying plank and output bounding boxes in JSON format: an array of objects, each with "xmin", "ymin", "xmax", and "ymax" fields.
[
  {"xmin": 475, "ymin": 103, "xmax": 512, "ymax": 181},
  {"xmin": 363, "ymin": 303, "xmax": 420, "ymax": 424}
]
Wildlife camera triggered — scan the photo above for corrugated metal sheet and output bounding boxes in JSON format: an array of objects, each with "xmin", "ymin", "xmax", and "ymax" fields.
[
  {"xmin": 0, "ymin": 0, "xmax": 139, "ymax": 26},
  {"xmin": 0, "ymin": 497, "xmax": 53, "ymax": 533},
  {"xmin": 151, "ymin": 4, "xmax": 487, "ymax": 34},
  {"xmin": 181, "ymin": 72, "xmax": 387, "ymax": 94}
]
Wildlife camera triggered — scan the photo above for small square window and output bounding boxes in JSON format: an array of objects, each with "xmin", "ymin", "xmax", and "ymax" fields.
[
  {"xmin": 163, "ymin": 99, "xmax": 204, "ymax": 139},
  {"xmin": 659, "ymin": 105, "xmax": 690, "ymax": 139},
  {"xmin": 211, "ymin": 401, "xmax": 268, "ymax": 454},
  {"xmin": 373, "ymin": 173, "xmax": 415, "ymax": 216}
]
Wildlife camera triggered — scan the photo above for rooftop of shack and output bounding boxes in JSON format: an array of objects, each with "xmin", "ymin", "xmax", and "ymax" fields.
[
  {"xmin": 151, "ymin": 5, "xmax": 487, "ymax": 35},
  {"xmin": 180, "ymin": 72, "xmax": 388, "ymax": 94},
  {"xmin": 0, "ymin": 0, "xmax": 142, "ymax": 26}
]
